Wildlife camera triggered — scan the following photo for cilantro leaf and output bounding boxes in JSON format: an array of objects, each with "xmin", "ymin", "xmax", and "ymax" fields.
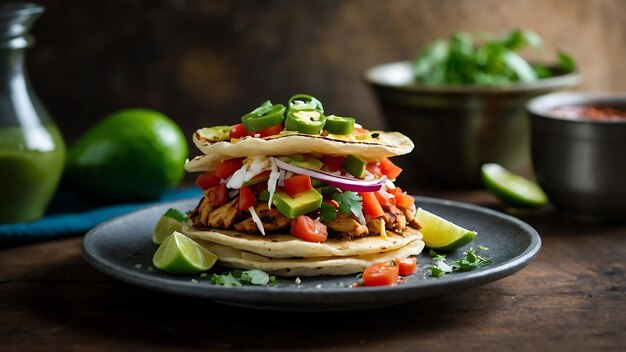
[
  {"xmin": 332, "ymin": 191, "xmax": 363, "ymax": 219},
  {"xmin": 320, "ymin": 203, "xmax": 338, "ymax": 223},
  {"xmin": 163, "ymin": 208, "xmax": 187, "ymax": 222},
  {"xmin": 210, "ymin": 269, "xmax": 277, "ymax": 287},
  {"xmin": 210, "ymin": 272, "xmax": 242, "ymax": 286},
  {"xmin": 413, "ymin": 29, "xmax": 576, "ymax": 85},
  {"xmin": 240, "ymin": 269, "xmax": 270, "ymax": 285},
  {"xmin": 426, "ymin": 248, "xmax": 491, "ymax": 278},
  {"xmin": 477, "ymin": 245, "xmax": 489, "ymax": 251}
]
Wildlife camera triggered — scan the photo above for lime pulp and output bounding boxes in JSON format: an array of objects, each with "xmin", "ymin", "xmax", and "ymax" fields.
[
  {"xmin": 152, "ymin": 215, "xmax": 184, "ymax": 245},
  {"xmin": 415, "ymin": 208, "xmax": 477, "ymax": 250},
  {"xmin": 152, "ymin": 232, "xmax": 218, "ymax": 274}
]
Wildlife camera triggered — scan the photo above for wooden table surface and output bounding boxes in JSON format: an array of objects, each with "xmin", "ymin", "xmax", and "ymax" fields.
[{"xmin": 1, "ymin": 189, "xmax": 624, "ymax": 351}]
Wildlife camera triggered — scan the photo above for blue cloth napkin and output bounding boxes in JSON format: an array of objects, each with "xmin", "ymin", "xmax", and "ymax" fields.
[{"xmin": 0, "ymin": 188, "xmax": 202, "ymax": 246}]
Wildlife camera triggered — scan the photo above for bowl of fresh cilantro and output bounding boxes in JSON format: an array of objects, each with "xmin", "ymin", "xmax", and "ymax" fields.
[{"xmin": 364, "ymin": 29, "xmax": 580, "ymax": 188}]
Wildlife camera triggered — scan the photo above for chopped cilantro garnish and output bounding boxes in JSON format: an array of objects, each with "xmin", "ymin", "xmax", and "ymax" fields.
[
  {"xmin": 200, "ymin": 272, "xmax": 208, "ymax": 278},
  {"xmin": 355, "ymin": 272, "xmax": 363, "ymax": 279},
  {"xmin": 426, "ymin": 248, "xmax": 491, "ymax": 277},
  {"xmin": 191, "ymin": 279, "xmax": 198, "ymax": 284},
  {"xmin": 240, "ymin": 269, "xmax": 270, "ymax": 285},
  {"xmin": 320, "ymin": 203, "xmax": 338, "ymax": 223},
  {"xmin": 211, "ymin": 272, "xmax": 242, "ymax": 286},
  {"xmin": 333, "ymin": 191, "xmax": 363, "ymax": 219},
  {"xmin": 163, "ymin": 208, "xmax": 187, "ymax": 223},
  {"xmin": 477, "ymin": 245, "xmax": 490, "ymax": 251},
  {"xmin": 210, "ymin": 269, "xmax": 277, "ymax": 287}
]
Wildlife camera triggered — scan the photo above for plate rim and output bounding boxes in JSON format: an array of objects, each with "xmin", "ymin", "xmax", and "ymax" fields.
[{"xmin": 82, "ymin": 195, "xmax": 541, "ymax": 305}]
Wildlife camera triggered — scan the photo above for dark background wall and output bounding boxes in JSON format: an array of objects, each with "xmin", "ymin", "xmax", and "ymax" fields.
[{"xmin": 25, "ymin": 0, "xmax": 626, "ymax": 147}]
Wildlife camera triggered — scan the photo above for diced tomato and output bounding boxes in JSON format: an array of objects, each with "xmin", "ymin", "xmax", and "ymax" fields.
[
  {"xmin": 291, "ymin": 215, "xmax": 328, "ymax": 242},
  {"xmin": 323, "ymin": 199, "xmax": 339, "ymax": 209},
  {"xmin": 366, "ymin": 162, "xmax": 383, "ymax": 178},
  {"xmin": 215, "ymin": 158, "xmax": 244, "ymax": 179},
  {"xmin": 255, "ymin": 124, "xmax": 283, "ymax": 137},
  {"xmin": 321, "ymin": 155, "xmax": 345, "ymax": 172},
  {"xmin": 378, "ymin": 157, "xmax": 403, "ymax": 179},
  {"xmin": 208, "ymin": 184, "xmax": 228, "ymax": 207},
  {"xmin": 195, "ymin": 172, "xmax": 221, "ymax": 190},
  {"xmin": 397, "ymin": 257, "xmax": 417, "ymax": 276},
  {"xmin": 284, "ymin": 174, "xmax": 313, "ymax": 197},
  {"xmin": 238, "ymin": 186, "xmax": 257, "ymax": 211},
  {"xmin": 229, "ymin": 123, "xmax": 252, "ymax": 139},
  {"xmin": 375, "ymin": 188, "xmax": 396, "ymax": 209},
  {"xmin": 362, "ymin": 262, "xmax": 399, "ymax": 286},
  {"xmin": 229, "ymin": 123, "xmax": 283, "ymax": 139},
  {"xmin": 389, "ymin": 187, "xmax": 415, "ymax": 208},
  {"xmin": 359, "ymin": 192, "xmax": 385, "ymax": 219}
]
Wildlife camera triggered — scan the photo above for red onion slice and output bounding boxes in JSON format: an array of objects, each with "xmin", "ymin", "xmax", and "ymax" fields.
[{"xmin": 273, "ymin": 158, "xmax": 386, "ymax": 192}]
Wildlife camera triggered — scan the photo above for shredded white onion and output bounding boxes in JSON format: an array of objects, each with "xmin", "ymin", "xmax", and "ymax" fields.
[
  {"xmin": 248, "ymin": 205, "xmax": 266, "ymax": 235},
  {"xmin": 267, "ymin": 157, "xmax": 280, "ymax": 209},
  {"xmin": 277, "ymin": 168, "xmax": 286, "ymax": 187},
  {"xmin": 228, "ymin": 189, "xmax": 240, "ymax": 198},
  {"xmin": 384, "ymin": 180, "xmax": 396, "ymax": 190},
  {"xmin": 273, "ymin": 158, "xmax": 386, "ymax": 192},
  {"xmin": 226, "ymin": 156, "xmax": 271, "ymax": 189}
]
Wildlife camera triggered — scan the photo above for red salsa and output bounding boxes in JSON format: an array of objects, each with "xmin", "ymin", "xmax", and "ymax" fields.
[{"xmin": 550, "ymin": 106, "xmax": 626, "ymax": 121}]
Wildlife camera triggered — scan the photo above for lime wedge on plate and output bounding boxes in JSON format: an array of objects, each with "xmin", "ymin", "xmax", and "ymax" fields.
[
  {"xmin": 152, "ymin": 232, "xmax": 218, "ymax": 274},
  {"xmin": 415, "ymin": 208, "xmax": 477, "ymax": 250},
  {"xmin": 153, "ymin": 214, "xmax": 184, "ymax": 245},
  {"xmin": 481, "ymin": 163, "xmax": 548, "ymax": 208}
]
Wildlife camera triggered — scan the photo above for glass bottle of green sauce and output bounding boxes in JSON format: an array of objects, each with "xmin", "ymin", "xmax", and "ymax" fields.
[{"xmin": 0, "ymin": 3, "xmax": 65, "ymax": 224}]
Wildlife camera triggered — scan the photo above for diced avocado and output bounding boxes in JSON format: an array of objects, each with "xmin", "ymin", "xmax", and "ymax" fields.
[
  {"xmin": 197, "ymin": 126, "xmax": 230, "ymax": 142},
  {"xmin": 272, "ymin": 189, "xmax": 323, "ymax": 219},
  {"xmin": 343, "ymin": 154, "xmax": 366, "ymax": 178},
  {"xmin": 290, "ymin": 156, "xmax": 324, "ymax": 170}
]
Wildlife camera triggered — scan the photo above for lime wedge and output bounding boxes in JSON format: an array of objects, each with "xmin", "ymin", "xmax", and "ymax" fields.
[
  {"xmin": 152, "ymin": 215, "xmax": 183, "ymax": 245},
  {"xmin": 415, "ymin": 208, "xmax": 477, "ymax": 250},
  {"xmin": 481, "ymin": 163, "xmax": 548, "ymax": 208},
  {"xmin": 152, "ymin": 232, "xmax": 218, "ymax": 274}
]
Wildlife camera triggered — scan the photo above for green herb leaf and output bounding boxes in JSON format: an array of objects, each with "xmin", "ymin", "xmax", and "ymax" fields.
[
  {"xmin": 557, "ymin": 51, "xmax": 577, "ymax": 72},
  {"xmin": 163, "ymin": 208, "xmax": 187, "ymax": 223},
  {"xmin": 477, "ymin": 245, "xmax": 489, "ymax": 251},
  {"xmin": 210, "ymin": 269, "xmax": 276, "ymax": 287},
  {"xmin": 414, "ymin": 29, "xmax": 574, "ymax": 85},
  {"xmin": 320, "ymin": 203, "xmax": 338, "ymax": 223},
  {"xmin": 210, "ymin": 272, "xmax": 242, "ymax": 286},
  {"xmin": 426, "ymin": 248, "xmax": 491, "ymax": 278},
  {"xmin": 240, "ymin": 269, "xmax": 270, "ymax": 285},
  {"xmin": 332, "ymin": 191, "xmax": 363, "ymax": 219}
]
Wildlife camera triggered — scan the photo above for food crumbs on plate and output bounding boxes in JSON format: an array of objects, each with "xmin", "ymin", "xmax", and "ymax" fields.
[
  {"xmin": 191, "ymin": 279, "xmax": 199, "ymax": 284},
  {"xmin": 337, "ymin": 282, "xmax": 346, "ymax": 287},
  {"xmin": 315, "ymin": 284, "xmax": 322, "ymax": 289},
  {"xmin": 294, "ymin": 277, "xmax": 302, "ymax": 285},
  {"xmin": 134, "ymin": 264, "xmax": 142, "ymax": 269},
  {"xmin": 200, "ymin": 273, "xmax": 208, "ymax": 278},
  {"xmin": 146, "ymin": 266, "xmax": 154, "ymax": 272}
]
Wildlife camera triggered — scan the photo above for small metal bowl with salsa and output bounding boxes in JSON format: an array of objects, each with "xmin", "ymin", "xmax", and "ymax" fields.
[{"xmin": 527, "ymin": 92, "xmax": 626, "ymax": 221}]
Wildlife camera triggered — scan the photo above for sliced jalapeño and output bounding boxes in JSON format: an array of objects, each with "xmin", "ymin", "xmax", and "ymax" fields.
[
  {"xmin": 285, "ymin": 110, "xmax": 327, "ymax": 135},
  {"xmin": 288, "ymin": 94, "xmax": 324, "ymax": 113},
  {"xmin": 324, "ymin": 115, "xmax": 355, "ymax": 135},
  {"xmin": 241, "ymin": 101, "xmax": 285, "ymax": 132}
]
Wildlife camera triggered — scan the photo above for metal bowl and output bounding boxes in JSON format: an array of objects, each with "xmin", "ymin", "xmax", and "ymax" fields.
[
  {"xmin": 528, "ymin": 92, "xmax": 626, "ymax": 221},
  {"xmin": 364, "ymin": 61, "xmax": 580, "ymax": 188}
]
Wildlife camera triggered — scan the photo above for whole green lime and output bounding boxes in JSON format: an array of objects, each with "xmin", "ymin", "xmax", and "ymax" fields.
[{"xmin": 65, "ymin": 108, "xmax": 188, "ymax": 202}]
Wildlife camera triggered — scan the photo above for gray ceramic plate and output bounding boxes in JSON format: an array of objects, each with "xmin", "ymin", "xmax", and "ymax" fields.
[{"xmin": 82, "ymin": 196, "xmax": 541, "ymax": 311}]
